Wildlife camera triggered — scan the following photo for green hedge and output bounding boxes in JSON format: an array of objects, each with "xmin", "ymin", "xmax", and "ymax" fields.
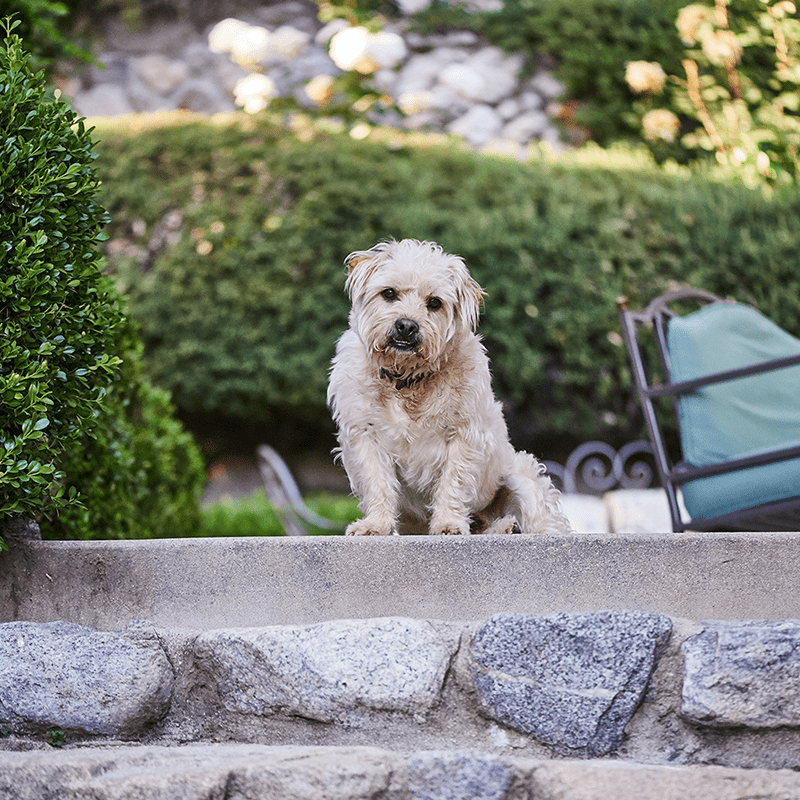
[
  {"xmin": 0, "ymin": 33, "xmax": 204, "ymax": 542},
  {"xmin": 94, "ymin": 113, "xmax": 800, "ymax": 460}
]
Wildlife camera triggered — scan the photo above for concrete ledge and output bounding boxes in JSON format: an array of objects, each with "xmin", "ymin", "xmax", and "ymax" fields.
[{"xmin": 2, "ymin": 533, "xmax": 800, "ymax": 630}]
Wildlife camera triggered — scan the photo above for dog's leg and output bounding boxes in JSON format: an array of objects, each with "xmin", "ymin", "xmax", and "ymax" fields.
[
  {"xmin": 428, "ymin": 437, "xmax": 477, "ymax": 536},
  {"xmin": 341, "ymin": 433, "xmax": 401, "ymax": 536}
]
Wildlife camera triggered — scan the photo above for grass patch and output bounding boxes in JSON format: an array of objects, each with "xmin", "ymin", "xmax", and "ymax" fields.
[{"xmin": 199, "ymin": 489, "xmax": 359, "ymax": 537}]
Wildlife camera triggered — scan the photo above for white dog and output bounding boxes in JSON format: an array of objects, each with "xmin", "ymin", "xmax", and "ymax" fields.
[{"xmin": 327, "ymin": 239, "xmax": 570, "ymax": 536}]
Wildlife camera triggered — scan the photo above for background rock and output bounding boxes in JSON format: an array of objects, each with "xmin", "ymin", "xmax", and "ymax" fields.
[{"xmin": 63, "ymin": 0, "xmax": 565, "ymax": 151}]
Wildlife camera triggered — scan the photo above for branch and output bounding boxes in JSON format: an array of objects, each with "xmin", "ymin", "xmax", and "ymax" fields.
[{"xmin": 682, "ymin": 58, "xmax": 729, "ymax": 153}]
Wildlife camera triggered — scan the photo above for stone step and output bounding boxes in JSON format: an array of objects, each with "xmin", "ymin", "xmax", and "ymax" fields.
[
  {"xmin": 3, "ymin": 743, "xmax": 800, "ymax": 800},
  {"xmin": 3, "ymin": 611, "xmax": 800, "ymax": 771},
  {"xmin": 4, "ymin": 535, "xmax": 800, "ymax": 785}
]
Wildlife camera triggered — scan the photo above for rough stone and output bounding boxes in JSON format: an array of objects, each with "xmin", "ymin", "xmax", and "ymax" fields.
[
  {"xmin": 0, "ymin": 621, "xmax": 174, "ymax": 737},
  {"xmin": 3, "ymin": 744, "xmax": 800, "ymax": 800},
  {"xmin": 172, "ymin": 78, "xmax": 235, "ymax": 113},
  {"xmin": 393, "ymin": 53, "xmax": 443, "ymax": 97},
  {"xmin": 72, "ymin": 83, "xmax": 133, "ymax": 117},
  {"xmin": 66, "ymin": 4, "xmax": 566, "ymax": 148},
  {"xmin": 681, "ymin": 619, "xmax": 800, "ymax": 728},
  {"xmin": 0, "ymin": 744, "xmax": 404, "ymax": 800},
  {"xmin": 528, "ymin": 70, "xmax": 565, "ymax": 99},
  {"xmin": 193, "ymin": 617, "xmax": 460, "ymax": 724},
  {"xmin": 501, "ymin": 110, "xmax": 549, "ymax": 143},
  {"xmin": 446, "ymin": 104, "xmax": 503, "ymax": 146},
  {"xmin": 0, "ymin": 516, "xmax": 40, "ymax": 541},
  {"xmin": 468, "ymin": 611, "xmax": 673, "ymax": 756},
  {"xmin": 462, "ymin": 47, "xmax": 524, "ymax": 102},
  {"xmin": 530, "ymin": 759, "xmax": 800, "ymax": 800},
  {"xmin": 132, "ymin": 53, "xmax": 190, "ymax": 95},
  {"xmin": 406, "ymin": 750, "xmax": 517, "ymax": 800}
]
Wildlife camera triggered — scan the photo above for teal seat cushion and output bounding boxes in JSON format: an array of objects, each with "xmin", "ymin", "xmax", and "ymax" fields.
[{"xmin": 667, "ymin": 302, "xmax": 800, "ymax": 522}]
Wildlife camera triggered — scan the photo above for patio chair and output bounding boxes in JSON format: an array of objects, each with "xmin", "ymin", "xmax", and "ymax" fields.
[
  {"xmin": 618, "ymin": 288, "xmax": 800, "ymax": 532},
  {"xmin": 256, "ymin": 445, "xmax": 347, "ymax": 536}
]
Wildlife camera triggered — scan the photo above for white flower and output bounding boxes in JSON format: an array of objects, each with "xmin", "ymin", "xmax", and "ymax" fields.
[
  {"xmin": 233, "ymin": 73, "xmax": 278, "ymax": 114},
  {"xmin": 676, "ymin": 4, "xmax": 712, "ymax": 46},
  {"xmin": 701, "ymin": 29, "xmax": 742, "ymax": 65},
  {"xmin": 305, "ymin": 74, "xmax": 335, "ymax": 106},
  {"xmin": 329, "ymin": 27, "xmax": 376, "ymax": 74},
  {"xmin": 625, "ymin": 61, "xmax": 667, "ymax": 93},
  {"xmin": 208, "ymin": 18, "xmax": 250, "ymax": 54},
  {"xmin": 329, "ymin": 27, "xmax": 408, "ymax": 75},
  {"xmin": 350, "ymin": 123, "xmax": 371, "ymax": 140},
  {"xmin": 642, "ymin": 109, "xmax": 681, "ymax": 142},
  {"xmin": 231, "ymin": 25, "xmax": 273, "ymax": 69}
]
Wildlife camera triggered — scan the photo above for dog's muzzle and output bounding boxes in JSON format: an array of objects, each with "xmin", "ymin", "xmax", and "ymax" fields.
[{"xmin": 388, "ymin": 317, "xmax": 422, "ymax": 351}]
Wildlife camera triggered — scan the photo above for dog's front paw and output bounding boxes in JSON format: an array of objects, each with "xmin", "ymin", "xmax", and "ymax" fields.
[
  {"xmin": 345, "ymin": 519, "xmax": 395, "ymax": 536},
  {"xmin": 485, "ymin": 515, "xmax": 521, "ymax": 535},
  {"xmin": 430, "ymin": 520, "xmax": 470, "ymax": 536}
]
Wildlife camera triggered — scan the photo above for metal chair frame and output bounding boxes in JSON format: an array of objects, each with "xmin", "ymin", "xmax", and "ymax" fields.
[{"xmin": 618, "ymin": 288, "xmax": 800, "ymax": 532}]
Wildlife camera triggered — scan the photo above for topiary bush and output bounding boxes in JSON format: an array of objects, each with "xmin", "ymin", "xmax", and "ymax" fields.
[
  {"xmin": 93, "ymin": 113, "xmax": 800, "ymax": 463},
  {"xmin": 0, "ymin": 29, "xmax": 204, "ymax": 544}
]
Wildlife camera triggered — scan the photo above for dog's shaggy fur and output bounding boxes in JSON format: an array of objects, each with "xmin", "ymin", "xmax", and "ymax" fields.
[{"xmin": 327, "ymin": 239, "xmax": 571, "ymax": 536}]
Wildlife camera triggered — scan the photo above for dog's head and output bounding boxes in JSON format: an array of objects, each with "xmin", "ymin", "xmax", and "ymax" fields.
[{"xmin": 344, "ymin": 239, "xmax": 484, "ymax": 377}]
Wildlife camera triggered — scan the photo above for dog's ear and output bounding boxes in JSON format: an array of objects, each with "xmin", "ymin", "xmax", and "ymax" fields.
[
  {"xmin": 344, "ymin": 242, "xmax": 390, "ymax": 301},
  {"xmin": 450, "ymin": 258, "xmax": 484, "ymax": 331}
]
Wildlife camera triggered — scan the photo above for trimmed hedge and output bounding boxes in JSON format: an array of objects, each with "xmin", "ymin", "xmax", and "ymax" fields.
[
  {"xmin": 94, "ymin": 113, "xmax": 800, "ymax": 460},
  {"xmin": 0, "ymin": 33, "xmax": 204, "ymax": 542}
]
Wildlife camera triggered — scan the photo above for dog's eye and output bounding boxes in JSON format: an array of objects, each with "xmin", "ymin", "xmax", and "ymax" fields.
[
  {"xmin": 381, "ymin": 288, "xmax": 398, "ymax": 302},
  {"xmin": 426, "ymin": 296, "xmax": 443, "ymax": 311}
]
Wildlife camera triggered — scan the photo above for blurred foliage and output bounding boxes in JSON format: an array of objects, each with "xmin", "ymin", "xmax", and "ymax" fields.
[
  {"xmin": 408, "ymin": 0, "xmax": 687, "ymax": 145},
  {"xmin": 626, "ymin": 0, "xmax": 800, "ymax": 188},
  {"xmin": 93, "ymin": 112, "xmax": 800, "ymax": 461},
  {"xmin": 316, "ymin": 0, "xmax": 400, "ymax": 26},
  {"xmin": 0, "ymin": 1, "xmax": 92, "ymax": 73}
]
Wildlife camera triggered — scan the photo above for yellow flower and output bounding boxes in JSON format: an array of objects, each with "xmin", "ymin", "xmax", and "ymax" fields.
[
  {"xmin": 676, "ymin": 4, "xmax": 712, "ymax": 46},
  {"xmin": 625, "ymin": 61, "xmax": 667, "ymax": 93},
  {"xmin": 642, "ymin": 109, "xmax": 681, "ymax": 142}
]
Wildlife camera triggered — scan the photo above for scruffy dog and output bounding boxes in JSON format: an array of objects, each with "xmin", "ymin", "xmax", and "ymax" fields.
[{"xmin": 327, "ymin": 239, "xmax": 570, "ymax": 536}]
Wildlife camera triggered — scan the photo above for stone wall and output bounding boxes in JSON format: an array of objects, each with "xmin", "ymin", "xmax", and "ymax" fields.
[
  {"xmin": 62, "ymin": 0, "xmax": 565, "ymax": 152},
  {"xmin": 3, "ymin": 611, "xmax": 800, "ymax": 772}
]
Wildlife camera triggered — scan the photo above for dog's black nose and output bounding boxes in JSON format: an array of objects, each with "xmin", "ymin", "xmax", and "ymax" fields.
[{"xmin": 393, "ymin": 318, "xmax": 420, "ymax": 341}]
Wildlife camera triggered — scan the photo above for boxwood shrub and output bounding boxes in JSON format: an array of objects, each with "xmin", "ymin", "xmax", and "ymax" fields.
[
  {"xmin": 94, "ymin": 113, "xmax": 800, "ymax": 462},
  {"xmin": 0, "ymin": 32, "xmax": 204, "ymax": 543}
]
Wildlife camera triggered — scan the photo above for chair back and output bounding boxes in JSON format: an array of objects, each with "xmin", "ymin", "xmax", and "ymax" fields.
[{"xmin": 619, "ymin": 288, "xmax": 800, "ymax": 531}]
